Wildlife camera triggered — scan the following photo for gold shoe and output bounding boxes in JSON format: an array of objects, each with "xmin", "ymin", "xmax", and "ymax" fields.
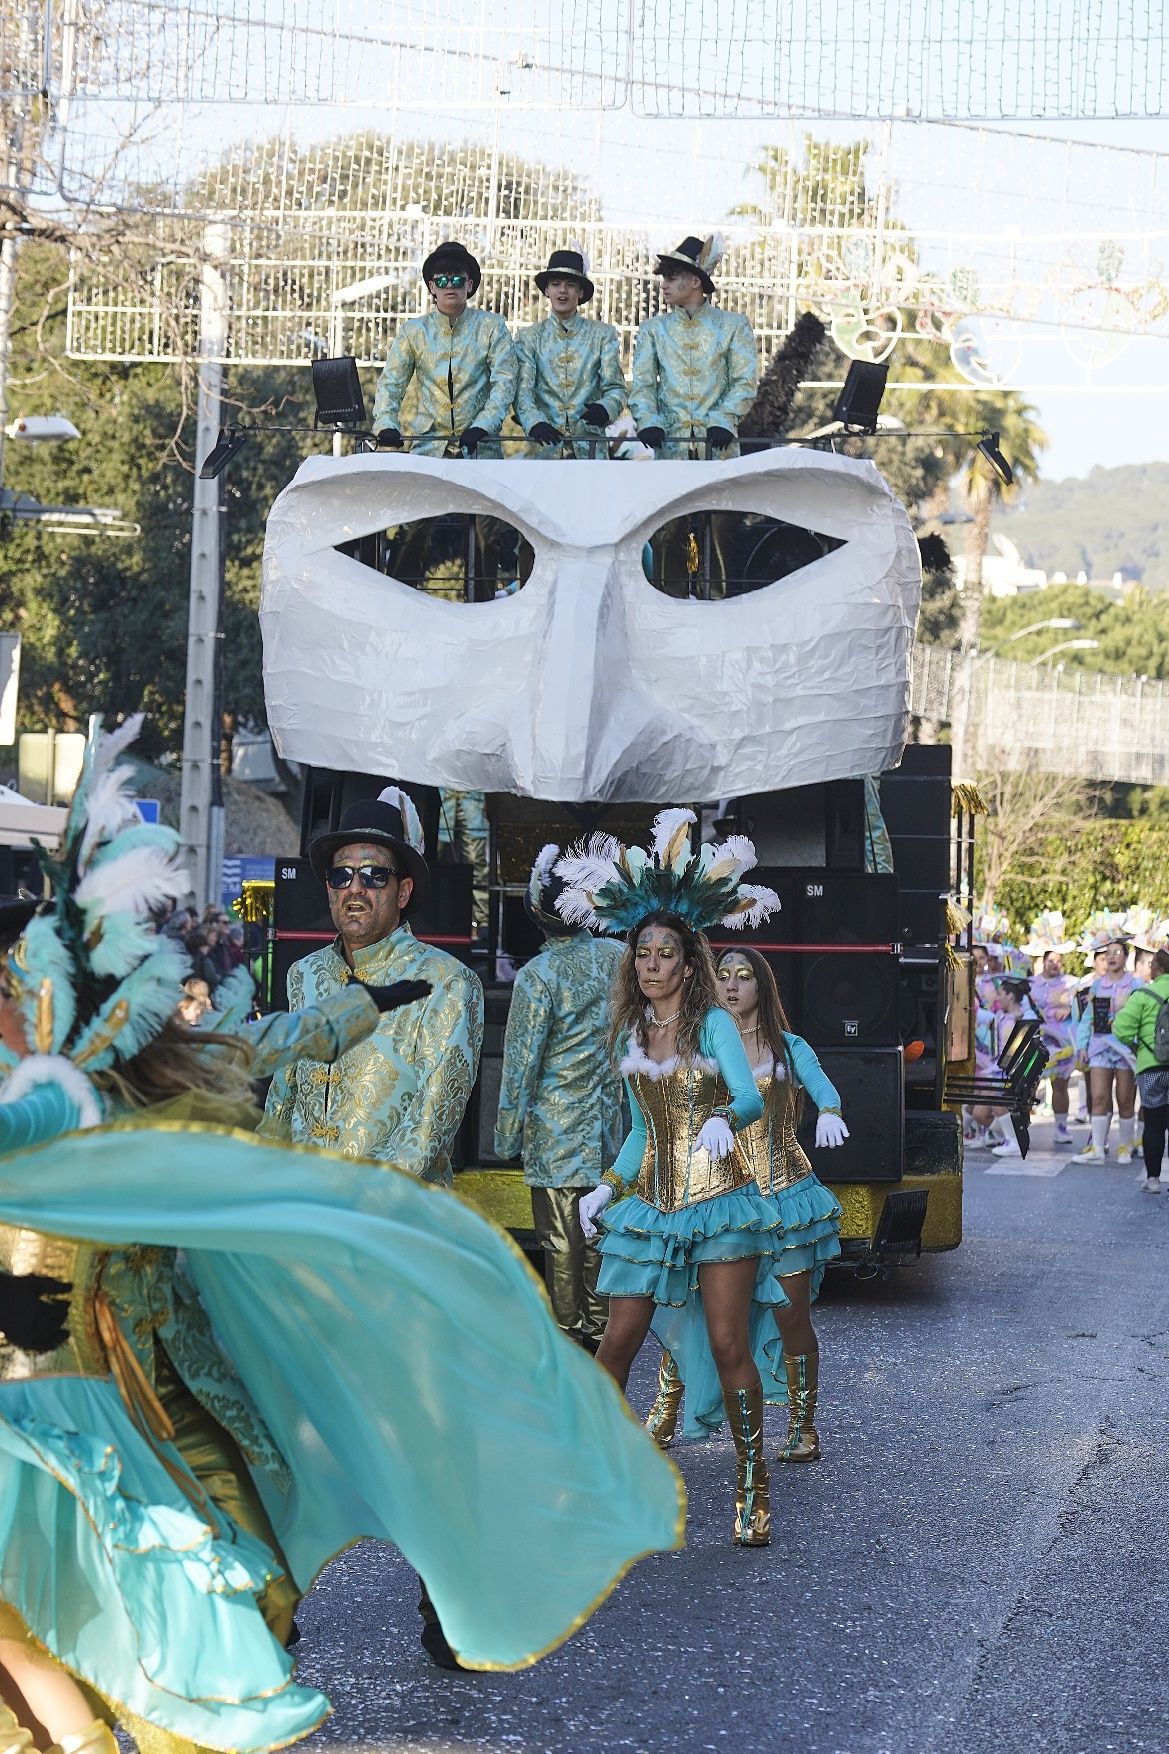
[
  {"xmin": 49, "ymin": 1721, "xmax": 118, "ymax": 1754},
  {"xmin": 723, "ymin": 1384, "xmax": 771, "ymax": 1547},
  {"xmin": 0, "ymin": 1706, "xmax": 36, "ymax": 1754},
  {"xmin": 780, "ymin": 1352, "xmax": 821, "ymax": 1462},
  {"xmin": 645, "ymin": 1350, "xmax": 683, "ymax": 1449}
]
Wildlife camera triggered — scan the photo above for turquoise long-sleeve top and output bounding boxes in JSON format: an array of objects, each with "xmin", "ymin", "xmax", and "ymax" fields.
[
  {"xmin": 494, "ymin": 933, "xmax": 626, "ymax": 1187},
  {"xmin": 514, "ymin": 313, "xmax": 627, "ymax": 456},
  {"xmin": 629, "ymin": 302, "xmax": 758, "ymax": 457},
  {"xmin": 372, "ymin": 306, "xmax": 517, "ymax": 457},
  {"xmin": 782, "ymin": 1032, "xmax": 843, "ymax": 1113},
  {"xmin": 606, "ymin": 1006, "xmax": 763, "ymax": 1192}
]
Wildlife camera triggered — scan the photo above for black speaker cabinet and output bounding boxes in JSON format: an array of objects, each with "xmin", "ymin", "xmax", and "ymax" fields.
[
  {"xmin": 791, "ymin": 872, "xmax": 899, "ymax": 946},
  {"xmin": 297, "ymin": 768, "xmax": 442, "ymax": 863},
  {"xmin": 488, "ymin": 796, "xmax": 660, "ymax": 885},
  {"xmin": 731, "ymin": 782, "xmax": 865, "ymax": 871},
  {"xmin": 880, "ymin": 745, "xmax": 952, "ymax": 947},
  {"xmin": 796, "ymin": 1047, "xmax": 904, "ymax": 1182},
  {"xmin": 798, "ymin": 951, "xmax": 900, "ymax": 1047}
]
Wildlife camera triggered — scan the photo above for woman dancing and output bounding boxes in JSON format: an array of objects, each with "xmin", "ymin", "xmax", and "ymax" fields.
[{"xmin": 561, "ymin": 811, "xmax": 783, "ymax": 1547}]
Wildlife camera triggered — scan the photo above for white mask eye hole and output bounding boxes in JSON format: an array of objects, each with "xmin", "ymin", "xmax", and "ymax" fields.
[
  {"xmin": 337, "ymin": 513, "xmax": 534, "ymax": 602},
  {"xmin": 645, "ymin": 511, "xmax": 845, "ymax": 600}
]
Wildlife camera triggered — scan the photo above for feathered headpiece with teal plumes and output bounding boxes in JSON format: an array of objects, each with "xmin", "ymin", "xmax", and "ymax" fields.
[
  {"xmin": 6, "ymin": 715, "xmax": 192, "ymax": 1074},
  {"xmin": 1078, "ymin": 907, "xmax": 1133, "ymax": 956},
  {"xmin": 553, "ymin": 808, "xmax": 780, "ymax": 938}
]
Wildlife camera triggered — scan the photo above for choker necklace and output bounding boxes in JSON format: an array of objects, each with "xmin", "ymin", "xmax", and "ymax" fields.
[{"xmin": 647, "ymin": 1007, "xmax": 682, "ymax": 1029}]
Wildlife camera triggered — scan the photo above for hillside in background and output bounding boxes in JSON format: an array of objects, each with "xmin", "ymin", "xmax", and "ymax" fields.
[{"xmin": 994, "ymin": 461, "xmax": 1169, "ymax": 591}]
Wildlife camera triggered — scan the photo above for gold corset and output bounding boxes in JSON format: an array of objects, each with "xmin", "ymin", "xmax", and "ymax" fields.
[
  {"xmin": 629, "ymin": 1060, "xmax": 754, "ymax": 1213},
  {"xmin": 738, "ymin": 1072, "xmax": 812, "ymax": 1198},
  {"xmin": 0, "ymin": 1224, "xmax": 110, "ymax": 1381}
]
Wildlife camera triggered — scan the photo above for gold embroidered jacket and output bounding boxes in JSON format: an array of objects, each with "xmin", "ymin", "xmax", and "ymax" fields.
[
  {"xmin": 372, "ymin": 307, "xmax": 517, "ymax": 457},
  {"xmin": 515, "ymin": 314, "xmax": 627, "ymax": 457},
  {"xmin": 630, "ymin": 302, "xmax": 758, "ymax": 457},
  {"xmin": 260, "ymin": 925, "xmax": 484, "ymax": 1185}
]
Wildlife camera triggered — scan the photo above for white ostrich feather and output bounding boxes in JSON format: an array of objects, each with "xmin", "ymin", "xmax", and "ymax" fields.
[
  {"xmin": 699, "ymin": 231, "xmax": 725, "ymax": 272},
  {"xmin": 718, "ymin": 835, "xmax": 758, "ymax": 874},
  {"xmin": 75, "ymin": 843, "xmax": 190, "ymax": 922},
  {"xmin": 553, "ymin": 887, "xmax": 601, "ymax": 930},
  {"xmin": 722, "ymin": 884, "xmax": 781, "ymax": 930},
  {"xmin": 568, "ymin": 237, "xmax": 590, "ymax": 274},
  {"xmin": 651, "ymin": 808, "xmax": 696, "ymax": 869},
  {"xmin": 378, "ymin": 786, "xmax": 424, "ymax": 853},
  {"xmin": 554, "ymin": 834, "xmax": 622, "ymax": 894},
  {"xmin": 91, "ymin": 713, "xmax": 144, "ymax": 777},
  {"xmin": 528, "ymin": 842, "xmax": 561, "ymax": 905},
  {"xmin": 78, "ymin": 764, "xmax": 143, "ymax": 866}
]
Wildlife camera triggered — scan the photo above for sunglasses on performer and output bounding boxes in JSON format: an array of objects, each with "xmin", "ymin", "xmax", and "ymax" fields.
[
  {"xmin": 326, "ymin": 864, "xmax": 400, "ymax": 891},
  {"xmin": 433, "ymin": 273, "xmax": 467, "ymax": 288}
]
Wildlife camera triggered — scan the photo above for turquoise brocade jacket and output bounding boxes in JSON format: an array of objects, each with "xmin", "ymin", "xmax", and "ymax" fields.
[
  {"xmin": 515, "ymin": 313, "xmax": 627, "ymax": 457},
  {"xmin": 260, "ymin": 924, "xmax": 484, "ymax": 1186},
  {"xmin": 494, "ymin": 933, "xmax": 626, "ymax": 1188},
  {"xmin": 372, "ymin": 306, "xmax": 517, "ymax": 457},
  {"xmin": 629, "ymin": 302, "xmax": 758, "ymax": 457}
]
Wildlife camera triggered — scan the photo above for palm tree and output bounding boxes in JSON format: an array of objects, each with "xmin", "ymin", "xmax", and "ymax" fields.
[{"xmin": 950, "ymin": 393, "xmax": 1048, "ymax": 776}]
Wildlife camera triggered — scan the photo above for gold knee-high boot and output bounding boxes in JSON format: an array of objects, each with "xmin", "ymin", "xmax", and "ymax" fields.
[
  {"xmin": 723, "ymin": 1384, "xmax": 770, "ymax": 1547},
  {"xmin": 645, "ymin": 1350, "xmax": 683, "ymax": 1449},
  {"xmin": 48, "ymin": 1723, "xmax": 118, "ymax": 1754},
  {"xmin": 780, "ymin": 1352, "xmax": 821, "ymax": 1462},
  {"xmin": 0, "ymin": 1706, "xmax": 35, "ymax": 1754}
]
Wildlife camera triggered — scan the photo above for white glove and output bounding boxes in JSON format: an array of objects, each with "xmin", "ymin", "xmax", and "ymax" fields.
[
  {"xmin": 815, "ymin": 1112, "xmax": 850, "ymax": 1149},
  {"xmin": 696, "ymin": 1115, "xmax": 735, "ymax": 1161},
  {"xmin": 578, "ymin": 1183, "xmax": 614, "ymax": 1241}
]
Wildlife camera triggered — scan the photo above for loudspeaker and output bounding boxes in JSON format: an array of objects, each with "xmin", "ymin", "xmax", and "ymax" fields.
[
  {"xmin": 792, "ymin": 872, "xmax": 899, "ymax": 946},
  {"xmin": 798, "ymin": 951, "xmax": 900, "ymax": 1047},
  {"xmin": 297, "ymin": 768, "xmax": 442, "ymax": 863},
  {"xmin": 730, "ymin": 783, "xmax": 865, "ymax": 871},
  {"xmin": 488, "ymin": 796, "xmax": 660, "ymax": 885},
  {"xmin": 831, "ymin": 359, "xmax": 889, "ymax": 434},
  {"xmin": 795, "ymin": 1046, "xmax": 904, "ymax": 1181},
  {"xmin": 880, "ymin": 746, "xmax": 952, "ymax": 947}
]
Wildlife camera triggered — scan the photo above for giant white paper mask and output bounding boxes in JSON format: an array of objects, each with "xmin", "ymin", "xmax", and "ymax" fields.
[{"xmin": 261, "ymin": 450, "xmax": 921, "ymax": 802}]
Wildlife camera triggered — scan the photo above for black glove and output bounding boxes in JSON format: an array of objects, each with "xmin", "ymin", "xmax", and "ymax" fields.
[
  {"xmin": 638, "ymin": 426, "xmax": 665, "ymax": 450},
  {"xmin": 582, "ymin": 403, "xmax": 611, "ymax": 427},
  {"xmin": 459, "ymin": 426, "xmax": 490, "ymax": 456},
  {"xmin": 376, "ymin": 427, "xmax": 403, "ymax": 449},
  {"xmin": 529, "ymin": 422, "xmax": 563, "ymax": 446},
  {"xmin": 357, "ymin": 979, "xmax": 432, "ymax": 1014},
  {"xmin": 706, "ymin": 425, "xmax": 735, "ymax": 452}
]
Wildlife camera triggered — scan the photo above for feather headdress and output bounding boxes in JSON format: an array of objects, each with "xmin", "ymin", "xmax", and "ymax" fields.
[
  {"xmin": 1020, "ymin": 909, "xmax": 1076, "ymax": 960},
  {"xmin": 1078, "ymin": 908, "xmax": 1133, "ymax": 956},
  {"xmin": 1123, "ymin": 905, "xmax": 1169, "ymax": 952},
  {"xmin": 553, "ymin": 808, "xmax": 780, "ymax": 938},
  {"xmin": 377, "ymin": 786, "xmax": 424, "ymax": 854},
  {"xmin": 972, "ymin": 904, "xmax": 1011, "ymax": 948},
  {"xmin": 4, "ymin": 716, "xmax": 192, "ymax": 1079}
]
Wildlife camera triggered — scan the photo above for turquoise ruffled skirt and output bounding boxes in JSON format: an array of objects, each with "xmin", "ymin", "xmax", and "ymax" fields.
[
  {"xmin": 0, "ymin": 1377, "xmax": 325, "ymax": 1752},
  {"xmin": 771, "ymin": 1171, "xmax": 843, "ymax": 1297}
]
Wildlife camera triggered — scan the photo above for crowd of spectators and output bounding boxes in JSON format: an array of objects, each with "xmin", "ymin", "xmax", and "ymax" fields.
[{"xmin": 162, "ymin": 903, "xmax": 249, "ymax": 994}]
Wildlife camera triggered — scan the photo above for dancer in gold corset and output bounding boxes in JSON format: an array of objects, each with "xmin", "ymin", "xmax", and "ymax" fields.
[{"xmin": 557, "ymin": 810, "xmax": 784, "ymax": 1547}]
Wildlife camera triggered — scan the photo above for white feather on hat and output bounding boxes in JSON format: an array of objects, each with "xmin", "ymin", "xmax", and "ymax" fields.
[
  {"xmin": 378, "ymin": 786, "xmax": 424, "ymax": 854},
  {"xmin": 698, "ymin": 232, "xmax": 725, "ymax": 273}
]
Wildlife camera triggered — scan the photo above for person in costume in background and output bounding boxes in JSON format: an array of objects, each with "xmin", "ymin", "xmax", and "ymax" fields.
[
  {"xmin": 515, "ymin": 247, "xmax": 627, "ymax": 458},
  {"xmin": 493, "ymin": 847, "xmax": 625, "ymax": 1353},
  {"xmin": 560, "ymin": 811, "xmax": 783, "ymax": 1548},
  {"xmin": 262, "ymin": 787, "xmax": 483, "ymax": 1185},
  {"xmin": 631, "ymin": 234, "xmax": 757, "ymax": 460},
  {"xmin": 1073, "ymin": 920, "xmax": 1142, "ymax": 1165},
  {"xmin": 1022, "ymin": 912, "xmax": 1079, "ymax": 1148},
  {"xmin": 372, "ymin": 241, "xmax": 516, "ymax": 459},
  {"xmin": 436, "ymin": 787, "xmax": 490, "ymax": 941},
  {"xmin": 966, "ymin": 976, "xmax": 1039, "ymax": 1159},
  {"xmin": 1114, "ymin": 947, "xmax": 1169, "ymax": 1193},
  {"xmin": 0, "ymin": 721, "xmax": 685, "ymax": 1754}
]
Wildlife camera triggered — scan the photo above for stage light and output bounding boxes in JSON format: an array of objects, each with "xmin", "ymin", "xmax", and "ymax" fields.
[
  {"xmin": 976, "ymin": 432, "xmax": 1014, "ymax": 487},
  {"xmin": 312, "ymin": 356, "xmax": 367, "ymax": 430},
  {"xmin": 199, "ymin": 428, "xmax": 248, "ymax": 479},
  {"xmin": 831, "ymin": 360, "xmax": 889, "ymax": 434}
]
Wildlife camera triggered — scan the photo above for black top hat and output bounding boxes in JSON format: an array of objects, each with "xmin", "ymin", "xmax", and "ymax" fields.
[
  {"xmin": 523, "ymin": 844, "xmax": 577, "ymax": 936},
  {"xmin": 654, "ymin": 233, "xmax": 725, "ymax": 297},
  {"xmin": 534, "ymin": 248, "xmax": 595, "ymax": 303},
  {"xmin": 309, "ymin": 788, "xmax": 429, "ymax": 917},
  {"xmin": 421, "ymin": 241, "xmax": 482, "ymax": 296}
]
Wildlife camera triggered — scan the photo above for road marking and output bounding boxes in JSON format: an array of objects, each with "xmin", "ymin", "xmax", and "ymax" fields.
[{"xmin": 982, "ymin": 1153, "xmax": 1067, "ymax": 1177}]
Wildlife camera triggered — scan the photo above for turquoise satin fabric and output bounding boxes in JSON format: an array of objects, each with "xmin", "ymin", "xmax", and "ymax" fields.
[{"xmin": 0, "ymin": 1120, "xmax": 684, "ymax": 1677}]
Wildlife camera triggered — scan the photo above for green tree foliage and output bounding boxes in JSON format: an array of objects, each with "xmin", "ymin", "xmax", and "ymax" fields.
[
  {"xmin": 995, "ymin": 462, "xmax": 1169, "ymax": 593},
  {"xmin": 992, "ymin": 819, "xmax": 1169, "ymax": 944},
  {"xmin": 980, "ymin": 583, "xmax": 1169, "ymax": 679}
]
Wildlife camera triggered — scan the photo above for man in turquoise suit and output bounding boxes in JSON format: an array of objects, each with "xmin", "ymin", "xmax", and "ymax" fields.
[
  {"xmin": 494, "ymin": 847, "xmax": 625, "ymax": 1353},
  {"xmin": 630, "ymin": 232, "xmax": 757, "ymax": 459},
  {"xmin": 515, "ymin": 246, "xmax": 627, "ymax": 457},
  {"xmin": 372, "ymin": 241, "xmax": 516, "ymax": 458},
  {"xmin": 261, "ymin": 786, "xmax": 483, "ymax": 1187}
]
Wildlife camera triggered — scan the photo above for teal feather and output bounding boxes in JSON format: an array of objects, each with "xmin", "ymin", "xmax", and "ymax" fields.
[
  {"xmin": 87, "ymin": 911, "xmax": 158, "ymax": 981},
  {"xmin": 69, "ymin": 938, "xmax": 191, "ymax": 1072},
  {"xmin": 15, "ymin": 915, "xmax": 79, "ymax": 1052}
]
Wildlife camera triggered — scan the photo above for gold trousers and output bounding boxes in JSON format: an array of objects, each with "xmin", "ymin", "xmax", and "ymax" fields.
[{"xmin": 530, "ymin": 1186, "xmax": 607, "ymax": 1344}]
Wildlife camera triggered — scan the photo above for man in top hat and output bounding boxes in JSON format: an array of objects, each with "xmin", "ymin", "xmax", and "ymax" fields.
[
  {"xmin": 372, "ymin": 240, "xmax": 516, "ymax": 459},
  {"xmin": 493, "ymin": 847, "xmax": 625, "ymax": 1353},
  {"xmin": 261, "ymin": 786, "xmax": 483, "ymax": 1186},
  {"xmin": 630, "ymin": 233, "xmax": 757, "ymax": 460},
  {"xmin": 515, "ymin": 246, "xmax": 627, "ymax": 458}
]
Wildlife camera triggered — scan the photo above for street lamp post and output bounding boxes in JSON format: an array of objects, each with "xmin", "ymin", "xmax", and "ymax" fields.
[{"xmin": 951, "ymin": 617, "xmax": 1085, "ymax": 779}]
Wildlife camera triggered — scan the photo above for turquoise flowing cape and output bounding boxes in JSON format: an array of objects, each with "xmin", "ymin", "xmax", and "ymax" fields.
[{"xmin": 0, "ymin": 1119, "xmax": 684, "ymax": 1670}]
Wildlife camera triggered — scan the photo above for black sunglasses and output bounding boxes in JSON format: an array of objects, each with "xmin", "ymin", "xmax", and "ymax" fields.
[
  {"xmin": 433, "ymin": 273, "xmax": 467, "ymax": 289},
  {"xmin": 326, "ymin": 864, "xmax": 400, "ymax": 891}
]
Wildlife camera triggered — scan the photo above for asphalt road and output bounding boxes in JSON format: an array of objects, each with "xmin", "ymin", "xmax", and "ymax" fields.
[{"xmin": 295, "ymin": 1119, "xmax": 1169, "ymax": 1754}]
